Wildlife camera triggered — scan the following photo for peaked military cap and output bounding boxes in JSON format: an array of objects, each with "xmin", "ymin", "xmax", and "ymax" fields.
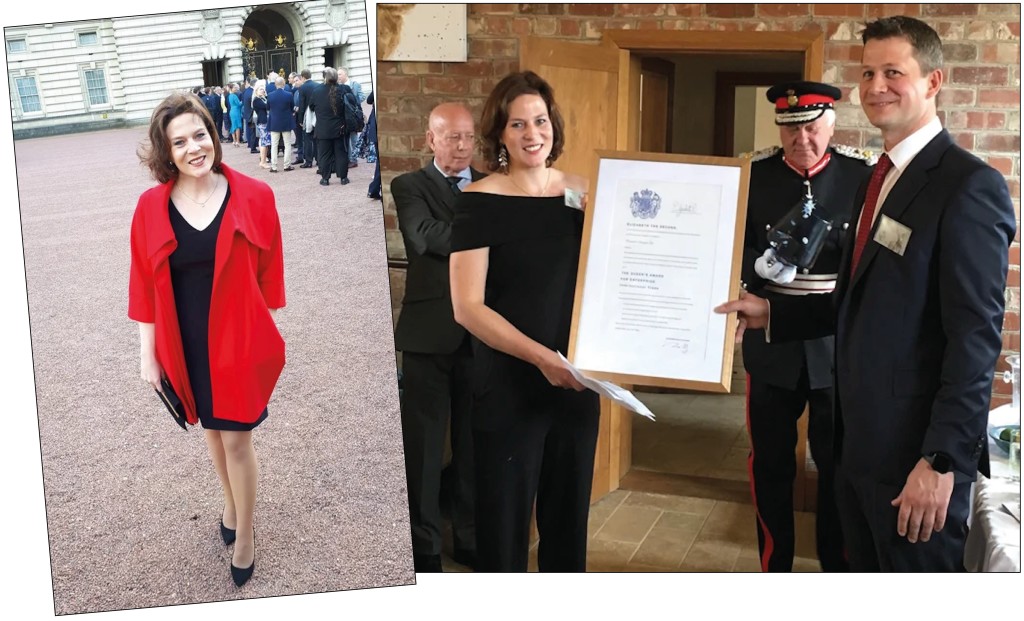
[{"xmin": 766, "ymin": 81, "xmax": 842, "ymax": 126}]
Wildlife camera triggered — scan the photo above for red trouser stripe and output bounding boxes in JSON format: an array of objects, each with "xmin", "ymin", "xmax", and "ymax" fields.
[{"xmin": 745, "ymin": 373, "xmax": 775, "ymax": 572}]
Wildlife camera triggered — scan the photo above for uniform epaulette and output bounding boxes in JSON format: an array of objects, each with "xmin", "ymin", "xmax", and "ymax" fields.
[
  {"xmin": 832, "ymin": 144, "xmax": 879, "ymax": 166},
  {"xmin": 741, "ymin": 145, "xmax": 782, "ymax": 162}
]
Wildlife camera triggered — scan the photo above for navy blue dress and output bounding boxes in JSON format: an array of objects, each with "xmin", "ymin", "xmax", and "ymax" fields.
[{"xmin": 168, "ymin": 188, "xmax": 268, "ymax": 431}]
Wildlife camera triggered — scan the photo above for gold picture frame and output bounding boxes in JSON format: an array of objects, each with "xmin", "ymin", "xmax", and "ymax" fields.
[{"xmin": 568, "ymin": 150, "xmax": 751, "ymax": 393}]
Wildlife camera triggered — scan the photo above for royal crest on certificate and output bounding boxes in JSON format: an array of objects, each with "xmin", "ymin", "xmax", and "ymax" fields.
[{"xmin": 569, "ymin": 152, "xmax": 749, "ymax": 391}]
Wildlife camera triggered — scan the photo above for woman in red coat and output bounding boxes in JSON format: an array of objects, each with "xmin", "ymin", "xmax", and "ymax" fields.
[{"xmin": 129, "ymin": 93, "xmax": 285, "ymax": 587}]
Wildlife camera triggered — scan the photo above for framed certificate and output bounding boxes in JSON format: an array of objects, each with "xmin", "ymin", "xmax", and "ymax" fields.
[{"xmin": 568, "ymin": 151, "xmax": 751, "ymax": 393}]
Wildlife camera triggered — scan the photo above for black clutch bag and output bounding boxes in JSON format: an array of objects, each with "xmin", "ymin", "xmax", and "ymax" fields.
[{"xmin": 156, "ymin": 378, "xmax": 188, "ymax": 431}]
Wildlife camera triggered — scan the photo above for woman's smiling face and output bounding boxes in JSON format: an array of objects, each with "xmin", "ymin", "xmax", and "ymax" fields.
[
  {"xmin": 501, "ymin": 94, "xmax": 553, "ymax": 170},
  {"xmin": 166, "ymin": 113, "xmax": 215, "ymax": 180}
]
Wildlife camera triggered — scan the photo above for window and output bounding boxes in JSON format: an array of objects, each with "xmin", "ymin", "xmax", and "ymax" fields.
[
  {"xmin": 82, "ymin": 68, "xmax": 109, "ymax": 107},
  {"xmin": 77, "ymin": 31, "xmax": 99, "ymax": 46},
  {"xmin": 6, "ymin": 38, "xmax": 27, "ymax": 54},
  {"xmin": 15, "ymin": 76, "xmax": 42, "ymax": 113}
]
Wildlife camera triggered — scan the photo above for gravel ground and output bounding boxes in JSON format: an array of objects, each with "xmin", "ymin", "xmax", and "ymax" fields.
[{"xmin": 14, "ymin": 126, "xmax": 414, "ymax": 614}]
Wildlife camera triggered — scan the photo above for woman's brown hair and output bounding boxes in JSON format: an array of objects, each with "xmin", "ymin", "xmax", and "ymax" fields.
[
  {"xmin": 478, "ymin": 70, "xmax": 565, "ymax": 172},
  {"xmin": 138, "ymin": 92, "xmax": 223, "ymax": 184}
]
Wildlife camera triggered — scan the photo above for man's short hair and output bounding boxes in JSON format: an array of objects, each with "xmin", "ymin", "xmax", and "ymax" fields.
[
  {"xmin": 861, "ymin": 16, "xmax": 944, "ymax": 73},
  {"xmin": 301, "ymin": 68, "xmax": 311, "ymax": 80},
  {"xmin": 821, "ymin": 108, "xmax": 836, "ymax": 127}
]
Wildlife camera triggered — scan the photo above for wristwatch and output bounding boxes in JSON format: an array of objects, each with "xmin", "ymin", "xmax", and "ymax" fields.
[{"xmin": 924, "ymin": 452, "xmax": 953, "ymax": 474}]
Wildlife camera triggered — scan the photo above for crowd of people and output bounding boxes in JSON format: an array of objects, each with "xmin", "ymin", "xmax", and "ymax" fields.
[{"xmin": 187, "ymin": 67, "xmax": 379, "ymax": 198}]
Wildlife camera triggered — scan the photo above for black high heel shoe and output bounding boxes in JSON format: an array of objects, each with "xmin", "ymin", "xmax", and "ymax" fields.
[
  {"xmin": 219, "ymin": 520, "xmax": 236, "ymax": 546},
  {"xmin": 230, "ymin": 529, "xmax": 255, "ymax": 587}
]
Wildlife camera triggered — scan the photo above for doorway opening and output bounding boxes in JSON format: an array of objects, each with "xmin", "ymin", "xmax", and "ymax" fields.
[
  {"xmin": 629, "ymin": 50, "xmax": 804, "ymax": 504},
  {"xmin": 241, "ymin": 6, "xmax": 300, "ymax": 80},
  {"xmin": 201, "ymin": 60, "xmax": 226, "ymax": 87}
]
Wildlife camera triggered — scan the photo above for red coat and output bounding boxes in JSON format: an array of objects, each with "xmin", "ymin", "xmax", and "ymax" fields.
[{"xmin": 129, "ymin": 164, "xmax": 286, "ymax": 424}]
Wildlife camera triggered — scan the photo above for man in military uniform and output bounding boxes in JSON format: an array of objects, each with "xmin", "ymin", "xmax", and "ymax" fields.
[{"xmin": 741, "ymin": 81, "xmax": 874, "ymax": 572}]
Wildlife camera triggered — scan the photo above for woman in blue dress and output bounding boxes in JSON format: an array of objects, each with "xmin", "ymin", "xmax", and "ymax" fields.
[{"xmin": 228, "ymin": 84, "xmax": 243, "ymax": 147}]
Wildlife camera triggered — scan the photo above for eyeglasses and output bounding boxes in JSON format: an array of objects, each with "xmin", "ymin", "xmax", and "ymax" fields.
[{"xmin": 441, "ymin": 133, "xmax": 475, "ymax": 145}]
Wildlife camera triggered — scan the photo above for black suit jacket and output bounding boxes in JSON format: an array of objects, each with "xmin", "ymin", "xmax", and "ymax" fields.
[
  {"xmin": 393, "ymin": 163, "xmax": 486, "ymax": 354},
  {"xmin": 241, "ymin": 87, "xmax": 254, "ymax": 124},
  {"xmin": 771, "ymin": 129, "xmax": 1016, "ymax": 484},
  {"xmin": 297, "ymin": 79, "xmax": 319, "ymax": 127},
  {"xmin": 203, "ymin": 93, "xmax": 219, "ymax": 115},
  {"xmin": 308, "ymin": 83, "xmax": 355, "ymax": 140}
]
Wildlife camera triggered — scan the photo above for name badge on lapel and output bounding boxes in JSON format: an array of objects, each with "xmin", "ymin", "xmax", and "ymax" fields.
[
  {"xmin": 564, "ymin": 187, "xmax": 586, "ymax": 210},
  {"xmin": 873, "ymin": 214, "xmax": 912, "ymax": 256}
]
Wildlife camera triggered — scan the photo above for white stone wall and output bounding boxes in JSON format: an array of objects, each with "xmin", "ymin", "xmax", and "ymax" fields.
[
  {"xmin": 8, "ymin": 1, "xmax": 373, "ymax": 135},
  {"xmin": 111, "ymin": 12, "xmax": 209, "ymax": 123},
  {"xmin": 291, "ymin": 0, "xmax": 373, "ymax": 94},
  {"xmin": 6, "ymin": 19, "xmax": 127, "ymax": 131}
]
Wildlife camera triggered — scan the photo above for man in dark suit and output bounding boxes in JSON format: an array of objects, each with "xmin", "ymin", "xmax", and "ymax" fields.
[
  {"xmin": 287, "ymin": 72, "xmax": 303, "ymax": 166},
  {"xmin": 202, "ymin": 87, "xmax": 223, "ymax": 140},
  {"xmin": 308, "ymin": 67, "xmax": 355, "ymax": 185},
  {"xmin": 393, "ymin": 102, "xmax": 483, "ymax": 572},
  {"xmin": 741, "ymin": 81, "xmax": 873, "ymax": 573},
  {"xmin": 266, "ymin": 76, "xmax": 295, "ymax": 172},
  {"xmin": 717, "ymin": 16, "xmax": 1016, "ymax": 572},
  {"xmin": 296, "ymin": 69, "xmax": 319, "ymax": 169},
  {"xmin": 241, "ymin": 78, "xmax": 256, "ymax": 153}
]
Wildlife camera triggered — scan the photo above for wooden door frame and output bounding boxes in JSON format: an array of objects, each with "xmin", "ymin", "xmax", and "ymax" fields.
[
  {"xmin": 713, "ymin": 71, "xmax": 802, "ymax": 157},
  {"xmin": 590, "ymin": 29, "xmax": 824, "ymax": 502},
  {"xmin": 639, "ymin": 57, "xmax": 676, "ymax": 152}
]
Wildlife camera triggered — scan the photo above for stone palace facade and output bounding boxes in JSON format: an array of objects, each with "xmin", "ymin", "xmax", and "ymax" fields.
[{"xmin": 6, "ymin": 1, "xmax": 371, "ymax": 138}]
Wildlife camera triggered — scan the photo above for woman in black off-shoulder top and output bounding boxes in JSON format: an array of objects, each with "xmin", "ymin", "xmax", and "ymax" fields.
[{"xmin": 449, "ymin": 71, "xmax": 599, "ymax": 572}]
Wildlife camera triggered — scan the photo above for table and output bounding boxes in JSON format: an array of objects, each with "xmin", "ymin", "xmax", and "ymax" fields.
[{"xmin": 964, "ymin": 404, "xmax": 1020, "ymax": 572}]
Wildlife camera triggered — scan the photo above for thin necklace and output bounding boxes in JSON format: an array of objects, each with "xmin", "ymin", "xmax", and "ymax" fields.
[
  {"xmin": 177, "ymin": 175, "xmax": 221, "ymax": 208},
  {"xmin": 507, "ymin": 168, "xmax": 551, "ymax": 197}
]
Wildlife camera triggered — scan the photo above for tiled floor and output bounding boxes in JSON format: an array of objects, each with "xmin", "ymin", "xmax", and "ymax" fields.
[
  {"xmin": 585, "ymin": 490, "xmax": 821, "ymax": 572},
  {"xmin": 440, "ymin": 489, "xmax": 821, "ymax": 572},
  {"xmin": 632, "ymin": 392, "xmax": 750, "ymax": 482}
]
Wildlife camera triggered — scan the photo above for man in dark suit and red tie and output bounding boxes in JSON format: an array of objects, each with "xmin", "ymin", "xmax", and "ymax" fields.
[
  {"xmin": 717, "ymin": 15, "xmax": 1016, "ymax": 571},
  {"xmin": 393, "ymin": 102, "xmax": 485, "ymax": 572}
]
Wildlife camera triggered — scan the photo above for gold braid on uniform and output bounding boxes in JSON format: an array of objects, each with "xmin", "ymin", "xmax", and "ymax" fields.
[
  {"xmin": 832, "ymin": 144, "xmax": 879, "ymax": 166},
  {"xmin": 740, "ymin": 145, "xmax": 782, "ymax": 162}
]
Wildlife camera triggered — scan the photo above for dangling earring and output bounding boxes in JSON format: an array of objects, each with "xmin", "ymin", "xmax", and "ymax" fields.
[{"xmin": 497, "ymin": 144, "xmax": 509, "ymax": 173}]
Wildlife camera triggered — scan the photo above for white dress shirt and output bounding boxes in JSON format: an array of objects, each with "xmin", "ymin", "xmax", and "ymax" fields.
[
  {"xmin": 858, "ymin": 116, "xmax": 943, "ymax": 235},
  {"xmin": 433, "ymin": 160, "xmax": 471, "ymax": 191}
]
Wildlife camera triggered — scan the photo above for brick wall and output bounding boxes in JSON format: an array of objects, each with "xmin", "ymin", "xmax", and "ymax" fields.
[{"xmin": 378, "ymin": 3, "xmax": 1021, "ymax": 403}]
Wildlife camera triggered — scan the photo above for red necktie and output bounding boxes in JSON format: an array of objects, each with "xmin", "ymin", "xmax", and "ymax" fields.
[{"xmin": 850, "ymin": 153, "xmax": 893, "ymax": 276}]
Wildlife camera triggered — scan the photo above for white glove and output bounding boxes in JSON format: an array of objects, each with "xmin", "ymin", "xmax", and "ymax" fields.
[{"xmin": 754, "ymin": 248, "xmax": 796, "ymax": 284}]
